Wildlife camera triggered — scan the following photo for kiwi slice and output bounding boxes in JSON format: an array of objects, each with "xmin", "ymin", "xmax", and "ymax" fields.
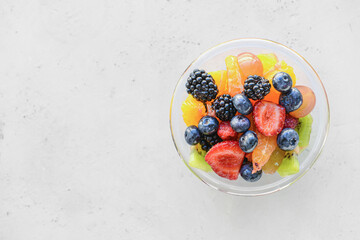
[
  {"xmin": 295, "ymin": 114, "xmax": 313, "ymax": 151},
  {"xmin": 277, "ymin": 149, "xmax": 299, "ymax": 177},
  {"xmin": 189, "ymin": 146, "xmax": 212, "ymax": 172},
  {"xmin": 195, "ymin": 144, "xmax": 207, "ymax": 157}
]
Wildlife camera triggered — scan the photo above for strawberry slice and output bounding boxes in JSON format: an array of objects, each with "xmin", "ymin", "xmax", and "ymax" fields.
[
  {"xmin": 205, "ymin": 141, "xmax": 245, "ymax": 180},
  {"xmin": 253, "ymin": 101, "xmax": 285, "ymax": 136},
  {"xmin": 217, "ymin": 121, "xmax": 238, "ymax": 140}
]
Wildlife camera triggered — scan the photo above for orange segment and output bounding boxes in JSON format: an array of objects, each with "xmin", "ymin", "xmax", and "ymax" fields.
[
  {"xmin": 262, "ymin": 147, "xmax": 285, "ymax": 174},
  {"xmin": 245, "ymin": 152, "xmax": 253, "ymax": 162},
  {"xmin": 257, "ymin": 53, "xmax": 278, "ymax": 76},
  {"xmin": 263, "ymin": 88, "xmax": 281, "ymax": 103},
  {"xmin": 246, "ymin": 113, "xmax": 255, "ymax": 132},
  {"xmin": 266, "ymin": 60, "xmax": 297, "ymax": 85},
  {"xmin": 252, "ymin": 132, "xmax": 277, "ymax": 173},
  {"xmin": 225, "ymin": 55, "xmax": 244, "ymax": 96},
  {"xmin": 209, "ymin": 70, "xmax": 228, "ymax": 95},
  {"xmin": 181, "ymin": 95, "xmax": 206, "ymax": 126},
  {"xmin": 206, "ymin": 102, "xmax": 220, "ymax": 122}
]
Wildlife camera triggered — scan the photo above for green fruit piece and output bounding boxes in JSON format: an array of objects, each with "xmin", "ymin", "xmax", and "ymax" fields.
[
  {"xmin": 277, "ymin": 151, "xmax": 299, "ymax": 177},
  {"xmin": 295, "ymin": 114, "xmax": 313, "ymax": 150},
  {"xmin": 195, "ymin": 144, "xmax": 207, "ymax": 157},
  {"xmin": 189, "ymin": 147, "xmax": 212, "ymax": 172},
  {"xmin": 262, "ymin": 147, "xmax": 285, "ymax": 174}
]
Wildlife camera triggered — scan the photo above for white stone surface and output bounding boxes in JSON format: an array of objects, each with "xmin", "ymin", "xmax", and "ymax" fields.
[{"xmin": 0, "ymin": 0, "xmax": 359, "ymax": 239}]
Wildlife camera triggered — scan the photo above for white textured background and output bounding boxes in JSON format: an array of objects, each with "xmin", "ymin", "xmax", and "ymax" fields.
[{"xmin": 0, "ymin": 0, "xmax": 359, "ymax": 239}]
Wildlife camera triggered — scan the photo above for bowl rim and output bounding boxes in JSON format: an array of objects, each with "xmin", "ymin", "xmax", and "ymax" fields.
[{"xmin": 169, "ymin": 38, "xmax": 330, "ymax": 196}]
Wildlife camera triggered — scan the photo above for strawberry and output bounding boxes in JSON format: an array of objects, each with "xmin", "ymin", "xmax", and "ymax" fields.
[
  {"xmin": 283, "ymin": 114, "xmax": 299, "ymax": 129},
  {"xmin": 253, "ymin": 101, "xmax": 285, "ymax": 136},
  {"xmin": 217, "ymin": 121, "xmax": 238, "ymax": 140},
  {"xmin": 205, "ymin": 141, "xmax": 245, "ymax": 180}
]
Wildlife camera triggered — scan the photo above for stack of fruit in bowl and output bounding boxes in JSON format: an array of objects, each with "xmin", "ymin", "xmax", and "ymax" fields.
[{"xmin": 182, "ymin": 52, "xmax": 316, "ymax": 182}]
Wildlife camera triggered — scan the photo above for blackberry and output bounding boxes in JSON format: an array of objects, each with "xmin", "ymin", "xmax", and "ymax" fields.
[
  {"xmin": 185, "ymin": 69, "xmax": 218, "ymax": 102},
  {"xmin": 244, "ymin": 75, "xmax": 271, "ymax": 100},
  {"xmin": 211, "ymin": 94, "xmax": 237, "ymax": 121},
  {"xmin": 199, "ymin": 133, "xmax": 222, "ymax": 152}
]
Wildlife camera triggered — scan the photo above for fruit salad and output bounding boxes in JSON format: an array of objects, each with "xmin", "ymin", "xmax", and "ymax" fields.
[{"xmin": 182, "ymin": 53, "xmax": 316, "ymax": 182}]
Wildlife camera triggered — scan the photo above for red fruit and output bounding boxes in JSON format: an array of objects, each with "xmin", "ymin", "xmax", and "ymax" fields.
[
  {"xmin": 205, "ymin": 141, "xmax": 245, "ymax": 180},
  {"xmin": 283, "ymin": 114, "xmax": 299, "ymax": 129},
  {"xmin": 254, "ymin": 101, "xmax": 285, "ymax": 136},
  {"xmin": 217, "ymin": 121, "xmax": 238, "ymax": 140}
]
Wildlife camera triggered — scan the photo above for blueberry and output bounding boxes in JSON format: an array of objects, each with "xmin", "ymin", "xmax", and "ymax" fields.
[
  {"xmin": 232, "ymin": 93, "xmax": 253, "ymax": 115},
  {"xmin": 230, "ymin": 115, "xmax": 250, "ymax": 133},
  {"xmin": 198, "ymin": 116, "xmax": 219, "ymax": 135},
  {"xmin": 240, "ymin": 160, "xmax": 262, "ymax": 182},
  {"xmin": 184, "ymin": 126, "xmax": 201, "ymax": 145},
  {"xmin": 279, "ymin": 88, "xmax": 303, "ymax": 112},
  {"xmin": 239, "ymin": 130, "xmax": 258, "ymax": 153},
  {"xmin": 277, "ymin": 128, "xmax": 299, "ymax": 151},
  {"xmin": 272, "ymin": 72, "xmax": 293, "ymax": 93}
]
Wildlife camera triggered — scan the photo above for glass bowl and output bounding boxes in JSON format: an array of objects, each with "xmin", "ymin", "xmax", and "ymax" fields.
[{"xmin": 170, "ymin": 39, "xmax": 330, "ymax": 196}]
